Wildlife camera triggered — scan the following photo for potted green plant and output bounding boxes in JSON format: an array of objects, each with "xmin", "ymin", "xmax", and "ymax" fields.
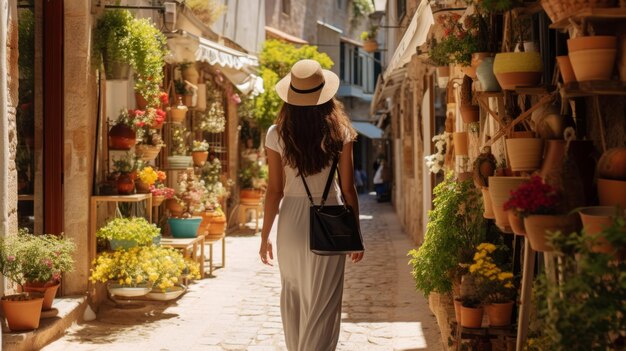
[
  {"xmin": 469, "ymin": 243, "xmax": 516, "ymax": 327},
  {"xmin": 135, "ymin": 125, "xmax": 165, "ymax": 162},
  {"xmin": 360, "ymin": 25, "xmax": 379, "ymax": 53},
  {"xmin": 191, "ymin": 140, "xmax": 210, "ymax": 166},
  {"xmin": 128, "ymin": 17, "xmax": 168, "ymax": 108},
  {"xmin": 96, "ymin": 217, "xmax": 161, "ymax": 250},
  {"xmin": 530, "ymin": 219, "xmax": 626, "ymax": 350},
  {"xmin": 90, "ymin": 246, "xmax": 156, "ymax": 297},
  {"xmin": 0, "ymin": 229, "xmax": 76, "ymax": 326},
  {"xmin": 409, "ymin": 173, "xmax": 486, "ymax": 296},
  {"xmin": 93, "ymin": 9, "xmax": 134, "ymax": 79},
  {"xmin": 238, "ymin": 159, "xmax": 268, "ymax": 204},
  {"xmin": 145, "ymin": 247, "xmax": 201, "ymax": 300}
]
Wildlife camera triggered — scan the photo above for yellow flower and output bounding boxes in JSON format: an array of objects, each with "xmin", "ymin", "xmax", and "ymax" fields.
[
  {"xmin": 504, "ymin": 282, "xmax": 514, "ymax": 289},
  {"xmin": 498, "ymin": 272, "xmax": 514, "ymax": 281}
]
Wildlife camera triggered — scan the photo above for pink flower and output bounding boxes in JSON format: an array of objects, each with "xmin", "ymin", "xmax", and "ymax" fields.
[{"xmin": 7, "ymin": 255, "xmax": 15, "ymax": 262}]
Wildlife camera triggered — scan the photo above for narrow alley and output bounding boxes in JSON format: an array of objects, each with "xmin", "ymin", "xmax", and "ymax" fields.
[{"xmin": 43, "ymin": 195, "xmax": 442, "ymax": 351}]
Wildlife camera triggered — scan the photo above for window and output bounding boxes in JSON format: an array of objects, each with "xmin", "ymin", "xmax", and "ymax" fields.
[
  {"xmin": 281, "ymin": 0, "xmax": 290, "ymax": 15},
  {"xmin": 340, "ymin": 41, "xmax": 376, "ymax": 94},
  {"xmin": 397, "ymin": 0, "xmax": 406, "ymax": 20},
  {"xmin": 337, "ymin": 0, "xmax": 344, "ymax": 9}
]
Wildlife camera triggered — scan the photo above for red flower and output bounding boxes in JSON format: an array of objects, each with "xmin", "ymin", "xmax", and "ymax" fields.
[
  {"xmin": 159, "ymin": 92, "xmax": 169, "ymax": 105},
  {"xmin": 503, "ymin": 176, "xmax": 560, "ymax": 217}
]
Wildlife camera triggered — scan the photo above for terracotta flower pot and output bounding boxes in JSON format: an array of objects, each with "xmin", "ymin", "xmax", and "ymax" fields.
[
  {"xmin": 481, "ymin": 188, "xmax": 495, "ymax": 219},
  {"xmin": 569, "ymin": 49, "xmax": 617, "ymax": 81},
  {"xmin": 485, "ymin": 301, "xmax": 514, "ymax": 327},
  {"xmin": 453, "ymin": 132, "xmax": 469, "ymax": 156},
  {"xmin": 192, "ymin": 151, "xmax": 209, "ymax": 167},
  {"xmin": 578, "ymin": 206, "xmax": 626, "ymax": 254},
  {"xmin": 116, "ymin": 173, "xmax": 135, "ymax": 195},
  {"xmin": 567, "ymin": 36, "xmax": 617, "ymax": 52},
  {"xmin": 206, "ymin": 211, "xmax": 227, "ymax": 240},
  {"xmin": 489, "ymin": 176, "xmax": 529, "ymax": 233},
  {"xmin": 240, "ymin": 188, "xmax": 264, "ymax": 205},
  {"xmin": 506, "ymin": 138, "xmax": 544, "ymax": 172},
  {"xmin": 21, "ymin": 281, "xmax": 60, "ymax": 310},
  {"xmin": 182, "ymin": 64, "xmax": 199, "ymax": 84},
  {"xmin": 597, "ymin": 178, "xmax": 626, "ymax": 209},
  {"xmin": 619, "ymin": 34, "xmax": 626, "ymax": 82},
  {"xmin": 108, "ymin": 124, "xmax": 136, "ymax": 150},
  {"xmin": 460, "ymin": 305, "xmax": 484, "ymax": 328},
  {"xmin": 135, "ymin": 180, "xmax": 151, "ymax": 194},
  {"xmin": 363, "ymin": 39, "xmax": 378, "ymax": 53},
  {"xmin": 166, "ymin": 198, "xmax": 184, "ymax": 217},
  {"xmin": 556, "ymin": 56, "xmax": 576, "ymax": 84},
  {"xmin": 436, "ymin": 66, "xmax": 450, "ymax": 89},
  {"xmin": 454, "ymin": 299, "xmax": 462, "ymax": 323},
  {"xmin": 460, "ymin": 105, "xmax": 480, "ymax": 124},
  {"xmin": 135, "ymin": 92, "xmax": 148, "ymax": 110},
  {"xmin": 493, "ymin": 52, "xmax": 543, "ymax": 90},
  {"xmin": 508, "ymin": 210, "xmax": 526, "ymax": 236},
  {"xmin": 1, "ymin": 293, "xmax": 44, "ymax": 331},
  {"xmin": 524, "ymin": 214, "xmax": 580, "ymax": 252},
  {"xmin": 597, "ymin": 147, "xmax": 626, "ymax": 181}
]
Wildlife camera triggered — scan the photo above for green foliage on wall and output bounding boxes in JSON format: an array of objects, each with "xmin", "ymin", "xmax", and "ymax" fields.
[
  {"xmin": 251, "ymin": 39, "xmax": 333, "ymax": 130},
  {"xmin": 408, "ymin": 173, "xmax": 487, "ymax": 296}
]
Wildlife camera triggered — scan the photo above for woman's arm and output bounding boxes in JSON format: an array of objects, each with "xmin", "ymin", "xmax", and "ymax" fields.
[
  {"xmin": 338, "ymin": 142, "xmax": 364, "ymax": 263},
  {"xmin": 259, "ymin": 147, "xmax": 284, "ymax": 266}
]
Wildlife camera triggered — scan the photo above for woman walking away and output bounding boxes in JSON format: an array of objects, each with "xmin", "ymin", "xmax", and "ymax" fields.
[{"xmin": 259, "ymin": 59, "xmax": 364, "ymax": 351}]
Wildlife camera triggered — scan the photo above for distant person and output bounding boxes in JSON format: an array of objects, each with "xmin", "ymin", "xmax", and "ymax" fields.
[
  {"xmin": 355, "ymin": 165, "xmax": 366, "ymax": 193},
  {"xmin": 373, "ymin": 159, "xmax": 391, "ymax": 202}
]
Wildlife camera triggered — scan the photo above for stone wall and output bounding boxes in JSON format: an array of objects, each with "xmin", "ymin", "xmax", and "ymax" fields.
[
  {"xmin": 63, "ymin": 1, "xmax": 97, "ymax": 294},
  {"xmin": 5, "ymin": 0, "xmax": 18, "ymax": 237},
  {"xmin": 266, "ymin": 0, "xmax": 367, "ymax": 44}
]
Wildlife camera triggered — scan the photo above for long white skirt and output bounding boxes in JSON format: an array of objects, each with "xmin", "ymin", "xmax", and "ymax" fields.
[{"xmin": 277, "ymin": 196, "xmax": 346, "ymax": 351}]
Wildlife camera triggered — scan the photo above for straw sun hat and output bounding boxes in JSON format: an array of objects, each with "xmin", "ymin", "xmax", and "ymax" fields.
[{"xmin": 275, "ymin": 59, "xmax": 340, "ymax": 106}]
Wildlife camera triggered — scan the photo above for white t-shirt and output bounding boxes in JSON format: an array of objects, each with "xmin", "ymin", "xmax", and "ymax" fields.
[{"xmin": 265, "ymin": 124, "xmax": 351, "ymax": 199}]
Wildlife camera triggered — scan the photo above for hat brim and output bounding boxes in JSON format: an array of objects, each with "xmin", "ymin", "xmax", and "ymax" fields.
[{"xmin": 275, "ymin": 69, "xmax": 340, "ymax": 106}]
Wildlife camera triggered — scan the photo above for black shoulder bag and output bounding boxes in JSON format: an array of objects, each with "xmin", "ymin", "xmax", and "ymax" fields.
[{"xmin": 299, "ymin": 158, "xmax": 365, "ymax": 256}]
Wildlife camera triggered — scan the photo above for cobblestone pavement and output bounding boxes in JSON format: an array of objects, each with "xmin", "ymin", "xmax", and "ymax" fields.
[{"xmin": 44, "ymin": 195, "xmax": 443, "ymax": 351}]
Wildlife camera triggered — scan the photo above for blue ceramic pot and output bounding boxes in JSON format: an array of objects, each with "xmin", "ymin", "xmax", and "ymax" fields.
[
  {"xmin": 168, "ymin": 217, "xmax": 202, "ymax": 238},
  {"xmin": 476, "ymin": 57, "xmax": 500, "ymax": 92},
  {"xmin": 110, "ymin": 239, "xmax": 138, "ymax": 250}
]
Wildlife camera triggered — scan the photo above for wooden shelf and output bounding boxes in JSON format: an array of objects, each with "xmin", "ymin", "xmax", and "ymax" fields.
[
  {"xmin": 18, "ymin": 194, "xmax": 34, "ymax": 201},
  {"xmin": 549, "ymin": 8, "xmax": 626, "ymax": 30},
  {"xmin": 561, "ymin": 80, "xmax": 626, "ymax": 98},
  {"xmin": 515, "ymin": 85, "xmax": 556, "ymax": 96}
]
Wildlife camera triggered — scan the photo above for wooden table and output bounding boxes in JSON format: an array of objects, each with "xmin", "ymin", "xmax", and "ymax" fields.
[
  {"xmin": 205, "ymin": 234, "xmax": 226, "ymax": 277},
  {"xmin": 238, "ymin": 203, "xmax": 263, "ymax": 232},
  {"xmin": 161, "ymin": 236, "xmax": 206, "ymax": 278}
]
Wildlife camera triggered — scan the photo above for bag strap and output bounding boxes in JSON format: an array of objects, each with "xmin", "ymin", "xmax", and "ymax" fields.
[{"xmin": 300, "ymin": 157, "xmax": 339, "ymax": 208}]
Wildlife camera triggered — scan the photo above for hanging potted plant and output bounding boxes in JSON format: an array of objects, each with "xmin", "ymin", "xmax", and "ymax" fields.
[
  {"xmin": 196, "ymin": 81, "xmax": 226, "ymax": 133},
  {"xmin": 108, "ymin": 109, "xmax": 137, "ymax": 150},
  {"xmin": 596, "ymin": 146, "xmax": 626, "ymax": 209},
  {"xmin": 505, "ymin": 130, "xmax": 544, "ymax": 172},
  {"xmin": 128, "ymin": 17, "xmax": 168, "ymax": 109},
  {"xmin": 0, "ymin": 229, "xmax": 75, "ymax": 321},
  {"xmin": 506, "ymin": 176, "xmax": 580, "ymax": 251},
  {"xmin": 174, "ymin": 80, "xmax": 193, "ymax": 108},
  {"xmin": 488, "ymin": 175, "xmax": 529, "ymax": 233},
  {"xmin": 150, "ymin": 183, "xmax": 175, "ymax": 208},
  {"xmin": 93, "ymin": 9, "xmax": 134, "ymax": 80},
  {"xmin": 96, "ymin": 217, "xmax": 161, "ymax": 251},
  {"xmin": 360, "ymin": 25, "xmax": 379, "ymax": 53},
  {"xmin": 135, "ymin": 127, "xmax": 165, "ymax": 162},
  {"xmin": 170, "ymin": 96, "xmax": 189, "ymax": 124},
  {"xmin": 191, "ymin": 140, "xmax": 210, "ymax": 167}
]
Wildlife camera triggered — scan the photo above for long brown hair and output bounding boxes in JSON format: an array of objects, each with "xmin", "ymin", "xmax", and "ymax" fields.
[{"xmin": 276, "ymin": 98, "xmax": 356, "ymax": 176}]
